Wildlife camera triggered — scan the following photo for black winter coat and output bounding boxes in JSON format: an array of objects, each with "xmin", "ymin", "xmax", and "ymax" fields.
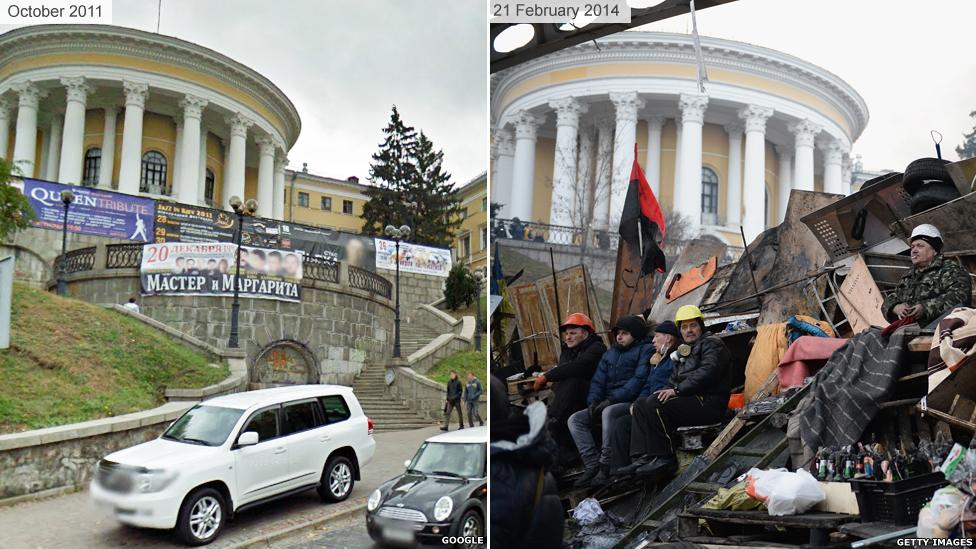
[
  {"xmin": 544, "ymin": 334, "xmax": 607, "ymax": 424},
  {"xmin": 670, "ymin": 334, "xmax": 732, "ymax": 397},
  {"xmin": 446, "ymin": 378, "xmax": 463, "ymax": 401}
]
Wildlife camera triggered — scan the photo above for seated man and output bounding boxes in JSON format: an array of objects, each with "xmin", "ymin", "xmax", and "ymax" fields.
[
  {"xmin": 621, "ymin": 305, "xmax": 731, "ymax": 480},
  {"xmin": 609, "ymin": 320, "xmax": 680, "ymax": 474},
  {"xmin": 568, "ymin": 315, "xmax": 652, "ymax": 487},
  {"xmin": 882, "ymin": 224, "xmax": 971, "ymax": 329}
]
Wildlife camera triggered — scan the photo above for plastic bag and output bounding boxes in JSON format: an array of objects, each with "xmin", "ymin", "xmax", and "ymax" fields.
[
  {"xmin": 746, "ymin": 468, "xmax": 826, "ymax": 516},
  {"xmin": 918, "ymin": 486, "xmax": 964, "ymax": 538},
  {"xmin": 572, "ymin": 497, "xmax": 605, "ymax": 527}
]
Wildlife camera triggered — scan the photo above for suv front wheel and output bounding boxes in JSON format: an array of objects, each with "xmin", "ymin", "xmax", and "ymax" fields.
[
  {"xmin": 318, "ymin": 455, "xmax": 355, "ymax": 502},
  {"xmin": 176, "ymin": 487, "xmax": 226, "ymax": 546}
]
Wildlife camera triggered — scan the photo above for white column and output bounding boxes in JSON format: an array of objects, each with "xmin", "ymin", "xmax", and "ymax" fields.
[
  {"xmin": 38, "ymin": 126, "xmax": 50, "ymax": 180},
  {"xmin": 256, "ymin": 135, "xmax": 275, "ymax": 218},
  {"xmin": 223, "ymin": 113, "xmax": 252, "ymax": 206},
  {"xmin": 58, "ymin": 77, "xmax": 94, "ymax": 184},
  {"xmin": 739, "ymin": 105, "xmax": 773, "ymax": 243},
  {"xmin": 492, "ymin": 128, "xmax": 515, "ymax": 218},
  {"xmin": 592, "ymin": 117, "xmax": 613, "ymax": 231},
  {"xmin": 509, "ymin": 110, "xmax": 543, "ymax": 222},
  {"xmin": 0, "ymin": 98, "xmax": 11, "ymax": 160},
  {"xmin": 548, "ymin": 97, "xmax": 587, "ymax": 227},
  {"xmin": 118, "ymin": 81, "xmax": 149, "ymax": 195},
  {"xmin": 175, "ymin": 94, "xmax": 207, "ymax": 205},
  {"xmin": 821, "ymin": 138, "xmax": 845, "ymax": 195},
  {"xmin": 775, "ymin": 145, "xmax": 793, "ymax": 223},
  {"xmin": 273, "ymin": 156, "xmax": 287, "ymax": 219},
  {"xmin": 609, "ymin": 92, "xmax": 645, "ymax": 226},
  {"xmin": 675, "ymin": 93, "xmax": 708, "ymax": 225},
  {"xmin": 789, "ymin": 119, "xmax": 820, "ymax": 192},
  {"xmin": 221, "ymin": 138, "xmax": 230, "ymax": 208},
  {"xmin": 842, "ymin": 156, "xmax": 853, "ymax": 195},
  {"xmin": 576, "ymin": 124, "xmax": 595, "ymax": 225},
  {"xmin": 171, "ymin": 116, "xmax": 184, "ymax": 194},
  {"xmin": 11, "ymin": 82, "xmax": 46, "ymax": 178},
  {"xmin": 724, "ymin": 124, "xmax": 743, "ymax": 227},
  {"xmin": 674, "ymin": 120, "xmax": 682, "ymax": 193},
  {"xmin": 98, "ymin": 107, "xmax": 118, "ymax": 188},
  {"xmin": 45, "ymin": 114, "xmax": 63, "ymax": 182},
  {"xmin": 644, "ymin": 115, "xmax": 665, "ymax": 196},
  {"xmin": 197, "ymin": 125, "xmax": 208, "ymax": 204}
]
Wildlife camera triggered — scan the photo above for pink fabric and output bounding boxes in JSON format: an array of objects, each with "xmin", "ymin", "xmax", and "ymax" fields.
[{"xmin": 777, "ymin": 336, "xmax": 849, "ymax": 390}]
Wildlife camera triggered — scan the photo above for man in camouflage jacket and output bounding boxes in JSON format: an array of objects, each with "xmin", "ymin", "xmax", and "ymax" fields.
[{"xmin": 882, "ymin": 224, "xmax": 971, "ymax": 328}]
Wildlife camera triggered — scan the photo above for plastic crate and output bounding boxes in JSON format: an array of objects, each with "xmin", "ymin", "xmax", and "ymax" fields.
[{"xmin": 849, "ymin": 472, "xmax": 947, "ymax": 525}]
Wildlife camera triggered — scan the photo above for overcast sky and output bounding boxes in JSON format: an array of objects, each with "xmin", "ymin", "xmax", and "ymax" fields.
[
  {"xmin": 2, "ymin": 1, "xmax": 487, "ymax": 185},
  {"xmin": 638, "ymin": 0, "xmax": 976, "ymax": 171}
]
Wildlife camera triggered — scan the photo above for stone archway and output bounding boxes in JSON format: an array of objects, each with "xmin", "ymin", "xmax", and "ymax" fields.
[{"xmin": 251, "ymin": 340, "xmax": 319, "ymax": 387}]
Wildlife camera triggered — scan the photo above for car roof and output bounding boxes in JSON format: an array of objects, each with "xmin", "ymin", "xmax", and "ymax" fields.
[
  {"xmin": 425, "ymin": 426, "xmax": 487, "ymax": 444},
  {"xmin": 201, "ymin": 384, "xmax": 354, "ymax": 411}
]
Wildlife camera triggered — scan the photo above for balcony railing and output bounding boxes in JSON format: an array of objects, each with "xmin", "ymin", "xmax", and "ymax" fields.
[
  {"xmin": 53, "ymin": 246, "xmax": 97, "ymax": 274},
  {"xmin": 106, "ymin": 243, "xmax": 144, "ymax": 269},
  {"xmin": 349, "ymin": 265, "xmax": 393, "ymax": 299},
  {"xmin": 493, "ymin": 218, "xmax": 620, "ymax": 251},
  {"xmin": 303, "ymin": 256, "xmax": 340, "ymax": 283}
]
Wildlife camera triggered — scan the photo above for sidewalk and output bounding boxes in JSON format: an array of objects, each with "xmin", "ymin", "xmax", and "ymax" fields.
[{"xmin": 0, "ymin": 426, "xmax": 442, "ymax": 549}]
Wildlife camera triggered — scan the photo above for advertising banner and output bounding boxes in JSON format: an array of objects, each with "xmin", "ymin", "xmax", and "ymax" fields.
[
  {"xmin": 22, "ymin": 178, "xmax": 155, "ymax": 242},
  {"xmin": 153, "ymin": 202, "xmax": 237, "ymax": 243},
  {"xmin": 139, "ymin": 242, "xmax": 303, "ymax": 302},
  {"xmin": 374, "ymin": 238, "xmax": 452, "ymax": 277}
]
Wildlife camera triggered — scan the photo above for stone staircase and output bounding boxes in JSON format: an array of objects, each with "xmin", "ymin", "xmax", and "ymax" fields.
[
  {"xmin": 353, "ymin": 361, "xmax": 437, "ymax": 432},
  {"xmin": 397, "ymin": 325, "xmax": 443, "ymax": 358}
]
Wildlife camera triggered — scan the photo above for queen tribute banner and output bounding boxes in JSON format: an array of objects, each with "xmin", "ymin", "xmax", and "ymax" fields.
[
  {"xmin": 140, "ymin": 243, "xmax": 303, "ymax": 302},
  {"xmin": 374, "ymin": 238, "xmax": 452, "ymax": 277},
  {"xmin": 22, "ymin": 178, "xmax": 155, "ymax": 242}
]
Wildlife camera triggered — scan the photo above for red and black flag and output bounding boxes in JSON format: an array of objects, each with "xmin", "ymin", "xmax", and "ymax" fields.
[{"xmin": 618, "ymin": 144, "xmax": 667, "ymax": 274}]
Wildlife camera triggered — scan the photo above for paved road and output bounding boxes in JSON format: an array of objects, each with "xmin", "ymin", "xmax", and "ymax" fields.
[
  {"xmin": 0, "ymin": 426, "xmax": 441, "ymax": 549},
  {"xmin": 277, "ymin": 511, "xmax": 376, "ymax": 548}
]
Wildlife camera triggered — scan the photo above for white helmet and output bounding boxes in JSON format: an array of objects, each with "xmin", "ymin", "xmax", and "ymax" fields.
[{"xmin": 910, "ymin": 224, "xmax": 942, "ymax": 241}]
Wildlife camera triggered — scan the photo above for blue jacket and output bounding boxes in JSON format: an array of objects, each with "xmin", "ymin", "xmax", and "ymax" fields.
[
  {"xmin": 587, "ymin": 339, "xmax": 653, "ymax": 405},
  {"xmin": 640, "ymin": 351, "xmax": 675, "ymax": 397}
]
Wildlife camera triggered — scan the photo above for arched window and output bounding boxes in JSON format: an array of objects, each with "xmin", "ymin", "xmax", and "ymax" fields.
[
  {"xmin": 701, "ymin": 167, "xmax": 719, "ymax": 225},
  {"xmin": 205, "ymin": 168, "xmax": 216, "ymax": 207},
  {"xmin": 140, "ymin": 151, "xmax": 168, "ymax": 195},
  {"xmin": 82, "ymin": 147, "xmax": 101, "ymax": 187}
]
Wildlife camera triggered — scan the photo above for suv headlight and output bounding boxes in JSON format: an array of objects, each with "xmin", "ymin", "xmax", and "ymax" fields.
[
  {"xmin": 136, "ymin": 469, "xmax": 178, "ymax": 493},
  {"xmin": 433, "ymin": 496, "xmax": 453, "ymax": 521},
  {"xmin": 367, "ymin": 489, "xmax": 382, "ymax": 512}
]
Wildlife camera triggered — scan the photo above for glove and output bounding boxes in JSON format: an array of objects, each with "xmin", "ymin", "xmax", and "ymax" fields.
[
  {"xmin": 591, "ymin": 399, "xmax": 611, "ymax": 419},
  {"xmin": 532, "ymin": 375, "xmax": 548, "ymax": 392}
]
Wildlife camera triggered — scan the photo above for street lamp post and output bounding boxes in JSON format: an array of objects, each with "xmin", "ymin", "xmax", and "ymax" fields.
[
  {"xmin": 57, "ymin": 190, "xmax": 75, "ymax": 296},
  {"xmin": 473, "ymin": 270, "xmax": 484, "ymax": 352},
  {"xmin": 384, "ymin": 224, "xmax": 412, "ymax": 359},
  {"xmin": 228, "ymin": 196, "xmax": 258, "ymax": 349}
]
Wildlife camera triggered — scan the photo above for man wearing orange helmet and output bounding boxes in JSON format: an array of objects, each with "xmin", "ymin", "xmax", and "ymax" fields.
[{"xmin": 533, "ymin": 312, "xmax": 607, "ymax": 459}]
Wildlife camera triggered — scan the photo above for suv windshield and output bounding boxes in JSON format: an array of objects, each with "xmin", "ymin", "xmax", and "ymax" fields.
[
  {"xmin": 162, "ymin": 405, "xmax": 244, "ymax": 446},
  {"xmin": 407, "ymin": 442, "xmax": 485, "ymax": 479}
]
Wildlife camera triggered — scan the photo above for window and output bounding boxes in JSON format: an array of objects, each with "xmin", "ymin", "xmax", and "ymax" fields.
[
  {"xmin": 459, "ymin": 234, "xmax": 471, "ymax": 259},
  {"xmin": 205, "ymin": 169, "xmax": 215, "ymax": 207},
  {"xmin": 242, "ymin": 407, "xmax": 279, "ymax": 443},
  {"xmin": 342, "ymin": 200, "xmax": 353, "ymax": 214},
  {"xmin": 298, "ymin": 192, "xmax": 309, "ymax": 208},
  {"xmin": 479, "ymin": 224, "xmax": 487, "ymax": 251},
  {"xmin": 701, "ymin": 167, "xmax": 719, "ymax": 225},
  {"xmin": 140, "ymin": 151, "xmax": 168, "ymax": 195},
  {"xmin": 282, "ymin": 400, "xmax": 321, "ymax": 436},
  {"xmin": 321, "ymin": 196, "xmax": 332, "ymax": 211},
  {"xmin": 482, "ymin": 197, "xmax": 487, "ymax": 211},
  {"xmin": 318, "ymin": 395, "xmax": 351, "ymax": 424},
  {"xmin": 460, "ymin": 207, "xmax": 468, "ymax": 219},
  {"xmin": 83, "ymin": 148, "xmax": 101, "ymax": 187}
]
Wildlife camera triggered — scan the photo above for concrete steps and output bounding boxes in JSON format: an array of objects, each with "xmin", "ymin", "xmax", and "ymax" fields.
[{"xmin": 352, "ymin": 357, "xmax": 435, "ymax": 431}]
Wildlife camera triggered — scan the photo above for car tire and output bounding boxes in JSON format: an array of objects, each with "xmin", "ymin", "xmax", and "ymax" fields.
[
  {"xmin": 176, "ymin": 487, "xmax": 226, "ymax": 546},
  {"xmin": 903, "ymin": 157, "xmax": 952, "ymax": 195},
  {"xmin": 455, "ymin": 509, "xmax": 484, "ymax": 549},
  {"xmin": 909, "ymin": 181, "xmax": 961, "ymax": 214},
  {"xmin": 318, "ymin": 455, "xmax": 355, "ymax": 502}
]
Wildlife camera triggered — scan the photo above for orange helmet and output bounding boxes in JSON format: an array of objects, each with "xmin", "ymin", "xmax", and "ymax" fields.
[{"xmin": 560, "ymin": 313, "xmax": 595, "ymax": 333}]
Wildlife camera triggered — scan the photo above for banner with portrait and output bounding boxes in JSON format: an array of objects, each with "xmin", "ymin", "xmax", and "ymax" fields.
[
  {"xmin": 374, "ymin": 238, "xmax": 452, "ymax": 277},
  {"xmin": 139, "ymin": 242, "xmax": 303, "ymax": 302},
  {"xmin": 20, "ymin": 178, "xmax": 155, "ymax": 242}
]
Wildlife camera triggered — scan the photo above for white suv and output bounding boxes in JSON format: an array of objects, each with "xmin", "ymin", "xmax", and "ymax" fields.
[{"xmin": 90, "ymin": 385, "xmax": 375, "ymax": 546}]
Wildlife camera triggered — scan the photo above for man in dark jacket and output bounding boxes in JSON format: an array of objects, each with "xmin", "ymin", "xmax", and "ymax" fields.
[
  {"xmin": 568, "ymin": 315, "xmax": 652, "ymax": 486},
  {"xmin": 533, "ymin": 313, "xmax": 607, "ymax": 455},
  {"xmin": 490, "ymin": 375, "xmax": 563, "ymax": 546},
  {"xmin": 621, "ymin": 305, "xmax": 731, "ymax": 480},
  {"xmin": 442, "ymin": 370, "xmax": 464, "ymax": 431},
  {"xmin": 464, "ymin": 371, "xmax": 484, "ymax": 428}
]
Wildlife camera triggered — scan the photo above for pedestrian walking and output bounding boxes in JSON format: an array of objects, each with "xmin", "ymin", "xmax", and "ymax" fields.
[
  {"xmin": 442, "ymin": 370, "xmax": 464, "ymax": 431},
  {"xmin": 464, "ymin": 371, "xmax": 484, "ymax": 427}
]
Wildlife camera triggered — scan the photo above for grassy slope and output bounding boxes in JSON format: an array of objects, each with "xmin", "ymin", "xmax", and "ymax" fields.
[
  {"xmin": 425, "ymin": 350, "xmax": 487, "ymax": 385},
  {"xmin": 0, "ymin": 284, "xmax": 228, "ymax": 433}
]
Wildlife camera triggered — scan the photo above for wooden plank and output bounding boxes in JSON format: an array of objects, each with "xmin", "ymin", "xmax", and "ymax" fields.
[
  {"xmin": 610, "ymin": 238, "xmax": 657, "ymax": 326},
  {"xmin": 507, "ymin": 282, "xmax": 558, "ymax": 369},
  {"xmin": 703, "ymin": 370, "xmax": 779, "ymax": 461},
  {"xmin": 682, "ymin": 508, "xmax": 858, "ymax": 528},
  {"xmin": 836, "ymin": 254, "xmax": 889, "ymax": 334},
  {"xmin": 536, "ymin": 264, "xmax": 607, "ymax": 339},
  {"xmin": 920, "ymin": 407, "xmax": 976, "ymax": 433},
  {"xmin": 908, "ymin": 336, "xmax": 933, "ymax": 352}
]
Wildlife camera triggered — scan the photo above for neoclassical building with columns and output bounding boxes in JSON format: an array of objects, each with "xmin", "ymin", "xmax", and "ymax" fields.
[
  {"xmin": 491, "ymin": 32, "xmax": 869, "ymax": 245},
  {"xmin": 0, "ymin": 24, "xmax": 300, "ymax": 219}
]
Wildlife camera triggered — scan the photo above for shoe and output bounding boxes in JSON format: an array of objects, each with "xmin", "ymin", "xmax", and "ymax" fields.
[
  {"xmin": 574, "ymin": 467, "xmax": 599, "ymax": 488},
  {"xmin": 635, "ymin": 456, "xmax": 677, "ymax": 480},
  {"xmin": 592, "ymin": 465, "xmax": 611, "ymax": 485},
  {"xmin": 440, "ymin": 426, "xmax": 448, "ymax": 431},
  {"xmin": 479, "ymin": 422, "xmax": 484, "ymax": 426},
  {"xmin": 612, "ymin": 455, "xmax": 651, "ymax": 477}
]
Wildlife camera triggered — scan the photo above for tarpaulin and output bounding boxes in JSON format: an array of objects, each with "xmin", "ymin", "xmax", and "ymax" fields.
[{"xmin": 743, "ymin": 315, "xmax": 834, "ymax": 399}]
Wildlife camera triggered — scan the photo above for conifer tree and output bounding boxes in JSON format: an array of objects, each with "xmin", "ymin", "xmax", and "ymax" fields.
[{"xmin": 362, "ymin": 106, "xmax": 418, "ymax": 235}]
